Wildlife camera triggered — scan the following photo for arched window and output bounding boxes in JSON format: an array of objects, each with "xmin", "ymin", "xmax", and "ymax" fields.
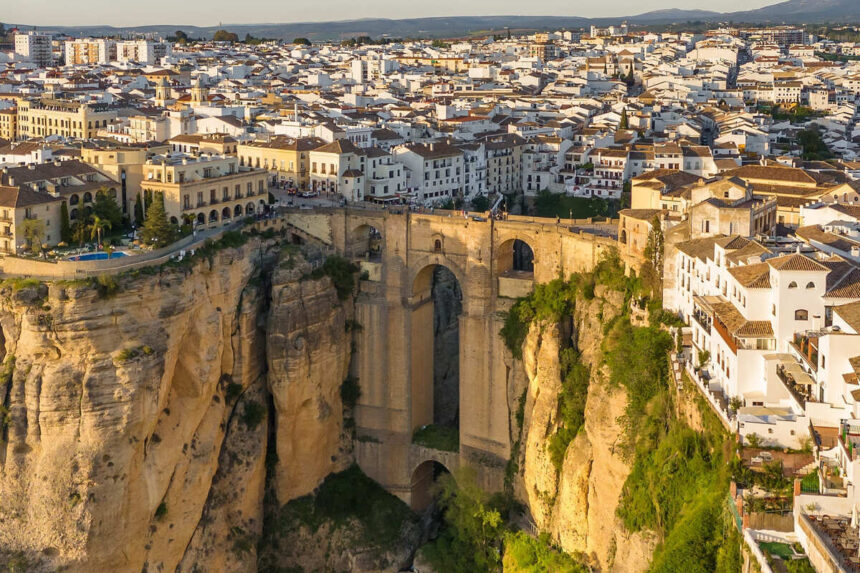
[
  {"xmin": 795, "ymin": 309, "xmax": 808, "ymax": 320},
  {"xmin": 69, "ymin": 194, "xmax": 80, "ymax": 206},
  {"xmin": 434, "ymin": 239, "xmax": 442, "ymax": 252},
  {"xmin": 788, "ymin": 281, "xmax": 797, "ymax": 289},
  {"xmin": 806, "ymin": 282, "xmax": 815, "ymax": 289},
  {"xmin": 83, "ymin": 192, "xmax": 93, "ymax": 203}
]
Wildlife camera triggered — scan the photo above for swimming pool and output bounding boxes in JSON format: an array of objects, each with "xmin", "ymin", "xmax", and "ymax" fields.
[{"xmin": 67, "ymin": 251, "xmax": 129, "ymax": 261}]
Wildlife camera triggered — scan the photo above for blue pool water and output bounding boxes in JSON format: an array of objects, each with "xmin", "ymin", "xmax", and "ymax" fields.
[{"xmin": 67, "ymin": 251, "xmax": 129, "ymax": 261}]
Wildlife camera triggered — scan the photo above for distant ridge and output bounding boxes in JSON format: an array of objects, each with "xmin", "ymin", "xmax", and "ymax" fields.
[{"xmin": 4, "ymin": 0, "xmax": 859, "ymax": 42}]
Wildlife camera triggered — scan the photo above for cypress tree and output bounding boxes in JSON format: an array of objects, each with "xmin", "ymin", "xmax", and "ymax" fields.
[{"xmin": 60, "ymin": 201, "xmax": 72, "ymax": 243}]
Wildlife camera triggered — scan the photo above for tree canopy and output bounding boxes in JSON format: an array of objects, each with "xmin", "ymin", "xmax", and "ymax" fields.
[
  {"xmin": 140, "ymin": 192, "xmax": 177, "ymax": 247},
  {"xmin": 213, "ymin": 29, "xmax": 239, "ymax": 43},
  {"xmin": 93, "ymin": 189, "xmax": 123, "ymax": 230}
]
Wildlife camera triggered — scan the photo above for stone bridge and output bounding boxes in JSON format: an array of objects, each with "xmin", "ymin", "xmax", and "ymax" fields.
[{"xmin": 279, "ymin": 207, "xmax": 633, "ymax": 507}]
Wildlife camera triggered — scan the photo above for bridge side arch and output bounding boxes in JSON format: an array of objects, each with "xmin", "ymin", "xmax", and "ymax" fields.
[
  {"xmin": 407, "ymin": 254, "xmax": 468, "ymax": 299},
  {"xmin": 410, "ymin": 458, "xmax": 455, "ymax": 511},
  {"xmin": 346, "ymin": 222, "xmax": 384, "ymax": 260}
]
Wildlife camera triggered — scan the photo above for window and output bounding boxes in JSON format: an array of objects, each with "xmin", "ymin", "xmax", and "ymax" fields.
[
  {"xmin": 806, "ymin": 282, "xmax": 815, "ymax": 289},
  {"xmin": 795, "ymin": 309, "xmax": 808, "ymax": 320},
  {"xmin": 788, "ymin": 281, "xmax": 797, "ymax": 288}
]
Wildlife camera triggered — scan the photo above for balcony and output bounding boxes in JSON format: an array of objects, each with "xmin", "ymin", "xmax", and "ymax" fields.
[
  {"xmin": 776, "ymin": 361, "xmax": 815, "ymax": 406},
  {"xmin": 692, "ymin": 308, "xmax": 712, "ymax": 331},
  {"xmin": 790, "ymin": 333, "xmax": 819, "ymax": 373}
]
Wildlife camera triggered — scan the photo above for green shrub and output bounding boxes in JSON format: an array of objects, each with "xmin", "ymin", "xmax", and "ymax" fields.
[
  {"xmin": 217, "ymin": 230, "xmax": 248, "ymax": 249},
  {"xmin": 340, "ymin": 375, "xmax": 361, "ymax": 409},
  {"xmin": 604, "ymin": 320, "xmax": 673, "ymax": 443},
  {"xmin": 412, "ymin": 424, "xmax": 459, "ymax": 452},
  {"xmin": 225, "ymin": 381, "xmax": 243, "ymax": 402},
  {"xmin": 94, "ymin": 274, "xmax": 120, "ymax": 298},
  {"xmin": 500, "ymin": 298, "xmax": 533, "ymax": 359},
  {"xmin": 2, "ymin": 278, "xmax": 41, "ymax": 292},
  {"xmin": 309, "ymin": 256, "xmax": 359, "ymax": 301},
  {"xmin": 116, "ymin": 347, "xmax": 140, "ymax": 362},
  {"xmin": 155, "ymin": 501, "xmax": 167, "ymax": 520},
  {"xmin": 548, "ymin": 348, "xmax": 590, "ymax": 471},
  {"xmin": 786, "ymin": 558, "xmax": 816, "ymax": 573},
  {"xmin": 277, "ymin": 464, "xmax": 416, "ymax": 548},
  {"xmin": 503, "ymin": 531, "xmax": 587, "ymax": 572},
  {"xmin": 240, "ymin": 400, "xmax": 266, "ymax": 430}
]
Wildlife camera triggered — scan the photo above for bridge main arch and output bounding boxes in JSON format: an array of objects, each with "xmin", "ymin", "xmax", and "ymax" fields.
[{"xmin": 409, "ymin": 260, "xmax": 464, "ymax": 434}]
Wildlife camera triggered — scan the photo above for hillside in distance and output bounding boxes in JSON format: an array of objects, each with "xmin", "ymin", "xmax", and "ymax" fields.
[{"xmin": 5, "ymin": 0, "xmax": 860, "ymax": 42}]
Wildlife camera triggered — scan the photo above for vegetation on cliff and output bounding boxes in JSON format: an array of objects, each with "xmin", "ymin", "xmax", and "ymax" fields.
[
  {"xmin": 501, "ymin": 252, "xmax": 652, "ymax": 470},
  {"xmin": 498, "ymin": 243, "xmax": 745, "ymax": 571},
  {"xmin": 306, "ymin": 255, "xmax": 359, "ymax": 301},
  {"xmin": 614, "ymin": 354, "xmax": 743, "ymax": 572},
  {"xmin": 420, "ymin": 468, "xmax": 587, "ymax": 573},
  {"xmin": 258, "ymin": 464, "xmax": 419, "ymax": 572}
]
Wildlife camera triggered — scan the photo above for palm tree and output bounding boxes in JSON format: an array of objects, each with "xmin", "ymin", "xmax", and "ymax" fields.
[{"xmin": 89, "ymin": 215, "xmax": 111, "ymax": 249}]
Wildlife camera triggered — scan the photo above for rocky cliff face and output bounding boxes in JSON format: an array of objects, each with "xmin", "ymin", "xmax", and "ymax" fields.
[
  {"xmin": 510, "ymin": 286, "xmax": 656, "ymax": 572},
  {"xmin": 0, "ymin": 238, "xmax": 353, "ymax": 572}
]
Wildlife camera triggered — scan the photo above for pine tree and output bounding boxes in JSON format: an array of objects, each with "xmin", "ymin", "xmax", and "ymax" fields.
[
  {"xmin": 140, "ymin": 192, "xmax": 176, "ymax": 247},
  {"xmin": 93, "ymin": 189, "xmax": 123, "ymax": 230},
  {"xmin": 60, "ymin": 201, "xmax": 72, "ymax": 243}
]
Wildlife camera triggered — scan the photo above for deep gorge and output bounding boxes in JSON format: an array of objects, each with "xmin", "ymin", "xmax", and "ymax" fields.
[{"xmin": 0, "ymin": 229, "xmax": 747, "ymax": 572}]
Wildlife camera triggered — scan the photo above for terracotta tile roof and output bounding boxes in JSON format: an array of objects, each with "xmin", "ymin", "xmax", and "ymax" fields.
[
  {"xmin": 796, "ymin": 225, "xmax": 860, "ymax": 254},
  {"xmin": 712, "ymin": 299, "xmax": 773, "ymax": 338},
  {"xmin": 766, "ymin": 253, "xmax": 830, "ymax": 272},
  {"xmin": 313, "ymin": 139, "xmax": 361, "ymax": 155},
  {"xmin": 676, "ymin": 235, "xmax": 724, "ymax": 262},
  {"xmin": 726, "ymin": 240, "xmax": 771, "ymax": 264},
  {"xmin": 0, "ymin": 160, "xmax": 105, "ymax": 187},
  {"xmin": 716, "ymin": 235, "xmax": 751, "ymax": 250},
  {"xmin": 619, "ymin": 208, "xmax": 663, "ymax": 221},
  {"xmin": 0, "ymin": 184, "xmax": 62, "ymax": 208},
  {"xmin": 825, "ymin": 267, "xmax": 860, "ymax": 300},
  {"xmin": 725, "ymin": 165, "xmax": 819, "ymax": 185},
  {"xmin": 728, "ymin": 262, "xmax": 772, "ymax": 289},
  {"xmin": 834, "ymin": 301, "xmax": 860, "ymax": 333},
  {"xmin": 736, "ymin": 320, "xmax": 774, "ymax": 338}
]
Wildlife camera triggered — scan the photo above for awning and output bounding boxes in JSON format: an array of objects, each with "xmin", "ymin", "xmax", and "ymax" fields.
[{"xmin": 781, "ymin": 361, "xmax": 815, "ymax": 385}]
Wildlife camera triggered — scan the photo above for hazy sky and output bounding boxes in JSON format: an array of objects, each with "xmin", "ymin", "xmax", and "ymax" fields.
[{"xmin": 4, "ymin": 0, "xmax": 779, "ymax": 27}]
